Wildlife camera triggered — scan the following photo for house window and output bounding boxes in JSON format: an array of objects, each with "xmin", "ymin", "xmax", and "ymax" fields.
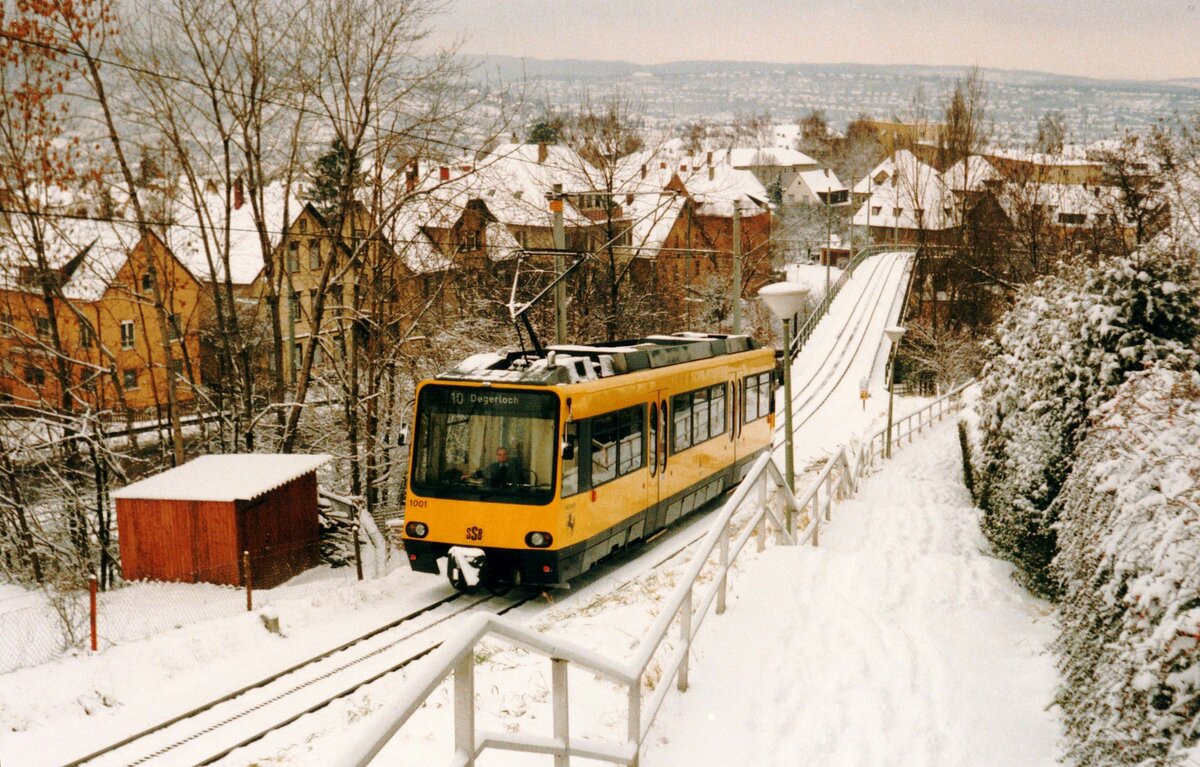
[
  {"xmin": 871, "ymin": 206, "xmax": 882, "ymax": 216},
  {"xmin": 288, "ymin": 291, "xmax": 300, "ymax": 319},
  {"xmin": 286, "ymin": 241, "xmax": 300, "ymax": 272},
  {"xmin": 460, "ymin": 230, "xmax": 481, "ymax": 252},
  {"xmin": 299, "ymin": 218, "xmax": 307, "ymax": 234},
  {"xmin": 141, "ymin": 273, "xmax": 154, "ymax": 292},
  {"xmin": 80, "ymin": 323, "xmax": 94, "ymax": 349},
  {"xmin": 1058, "ymin": 212, "xmax": 1087, "ymax": 226},
  {"xmin": 167, "ymin": 314, "xmax": 182, "ymax": 341},
  {"xmin": 122, "ymin": 369, "xmax": 138, "ymax": 390},
  {"xmin": 35, "ymin": 316, "xmax": 51, "ymax": 338},
  {"xmin": 0, "ymin": 313, "xmax": 11, "ymax": 336},
  {"xmin": 893, "ymin": 207, "xmax": 903, "ymax": 217},
  {"xmin": 24, "ymin": 367, "xmax": 45, "ymax": 386},
  {"xmin": 308, "ymin": 239, "xmax": 322, "ymax": 269},
  {"xmin": 120, "ymin": 320, "xmax": 135, "ymax": 350}
]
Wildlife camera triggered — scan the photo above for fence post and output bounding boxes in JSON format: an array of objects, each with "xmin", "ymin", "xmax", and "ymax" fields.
[
  {"xmin": 243, "ymin": 550, "xmax": 253, "ymax": 612},
  {"xmin": 627, "ymin": 681, "xmax": 641, "ymax": 766},
  {"xmin": 353, "ymin": 521, "xmax": 364, "ymax": 581},
  {"xmin": 717, "ymin": 528, "xmax": 729, "ymax": 615},
  {"xmin": 811, "ymin": 493, "xmax": 820, "ymax": 547},
  {"xmin": 454, "ymin": 651, "xmax": 476, "ymax": 767},
  {"xmin": 89, "ymin": 574, "xmax": 98, "ymax": 652},
  {"xmin": 824, "ymin": 473, "xmax": 833, "ymax": 521},
  {"xmin": 678, "ymin": 586, "xmax": 692, "ymax": 692},
  {"xmin": 552, "ymin": 658, "xmax": 569, "ymax": 767}
]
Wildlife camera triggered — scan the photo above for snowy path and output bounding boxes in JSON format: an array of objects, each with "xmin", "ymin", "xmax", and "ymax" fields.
[{"xmin": 642, "ymin": 421, "xmax": 1060, "ymax": 766}]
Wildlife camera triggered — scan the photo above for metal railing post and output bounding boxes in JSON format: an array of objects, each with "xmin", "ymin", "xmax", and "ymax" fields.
[
  {"xmin": 454, "ymin": 653, "xmax": 476, "ymax": 766},
  {"xmin": 627, "ymin": 683, "xmax": 641, "ymax": 766},
  {"xmin": 824, "ymin": 473, "xmax": 833, "ymax": 521},
  {"xmin": 717, "ymin": 528, "xmax": 730, "ymax": 615},
  {"xmin": 552, "ymin": 658, "xmax": 569, "ymax": 767},
  {"xmin": 678, "ymin": 586, "xmax": 692, "ymax": 692},
  {"xmin": 811, "ymin": 491, "xmax": 820, "ymax": 547}
]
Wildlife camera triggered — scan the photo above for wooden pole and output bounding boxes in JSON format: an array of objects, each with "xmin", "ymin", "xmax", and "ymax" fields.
[
  {"xmin": 243, "ymin": 550, "xmax": 253, "ymax": 612},
  {"xmin": 89, "ymin": 574, "xmax": 98, "ymax": 652},
  {"xmin": 353, "ymin": 521, "xmax": 364, "ymax": 581}
]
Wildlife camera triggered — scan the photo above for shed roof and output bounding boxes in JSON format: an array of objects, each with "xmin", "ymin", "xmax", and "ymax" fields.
[{"xmin": 112, "ymin": 453, "xmax": 332, "ymax": 502}]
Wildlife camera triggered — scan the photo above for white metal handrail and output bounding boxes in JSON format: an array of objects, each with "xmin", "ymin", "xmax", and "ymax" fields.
[{"xmin": 337, "ymin": 383, "xmax": 970, "ymax": 767}]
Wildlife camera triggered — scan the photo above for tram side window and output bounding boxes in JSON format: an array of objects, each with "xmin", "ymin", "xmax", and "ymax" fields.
[
  {"xmin": 692, "ymin": 388, "xmax": 710, "ymax": 443},
  {"xmin": 591, "ymin": 411, "xmax": 619, "ymax": 485},
  {"xmin": 758, "ymin": 372, "xmax": 772, "ymax": 416},
  {"xmin": 562, "ymin": 422, "xmax": 580, "ymax": 497},
  {"xmin": 672, "ymin": 393, "xmax": 693, "ymax": 453},
  {"xmin": 618, "ymin": 406, "xmax": 644, "ymax": 474},
  {"xmin": 744, "ymin": 375, "xmax": 760, "ymax": 423},
  {"xmin": 710, "ymin": 384, "xmax": 727, "ymax": 436},
  {"xmin": 588, "ymin": 405, "xmax": 644, "ymax": 487}
]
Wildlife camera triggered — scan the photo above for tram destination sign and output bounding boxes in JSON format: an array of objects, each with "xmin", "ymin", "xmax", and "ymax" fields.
[{"xmin": 420, "ymin": 384, "xmax": 558, "ymax": 419}]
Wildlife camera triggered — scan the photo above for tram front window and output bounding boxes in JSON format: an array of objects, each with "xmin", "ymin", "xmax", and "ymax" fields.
[{"xmin": 411, "ymin": 385, "xmax": 559, "ymax": 505}]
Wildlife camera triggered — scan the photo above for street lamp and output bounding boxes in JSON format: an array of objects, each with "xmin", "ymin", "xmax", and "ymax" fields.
[
  {"xmin": 759, "ymin": 282, "xmax": 811, "ymax": 516},
  {"xmin": 884, "ymin": 325, "xmax": 906, "ymax": 459}
]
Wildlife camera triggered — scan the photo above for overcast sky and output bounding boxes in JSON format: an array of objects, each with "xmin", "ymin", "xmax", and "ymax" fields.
[{"xmin": 435, "ymin": 0, "xmax": 1197, "ymax": 82}]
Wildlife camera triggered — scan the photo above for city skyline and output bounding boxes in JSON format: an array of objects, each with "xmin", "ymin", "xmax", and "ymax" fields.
[{"xmin": 436, "ymin": 0, "xmax": 1199, "ymax": 83}]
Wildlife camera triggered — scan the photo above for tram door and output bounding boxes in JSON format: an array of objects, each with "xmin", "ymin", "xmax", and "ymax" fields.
[{"xmin": 648, "ymin": 394, "xmax": 669, "ymax": 528}]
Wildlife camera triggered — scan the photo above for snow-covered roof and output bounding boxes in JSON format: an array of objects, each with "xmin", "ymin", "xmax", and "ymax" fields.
[
  {"xmin": 729, "ymin": 147, "xmax": 818, "ymax": 169},
  {"xmin": 675, "ymin": 163, "xmax": 770, "ymax": 218},
  {"xmin": 852, "ymin": 150, "xmax": 953, "ymax": 231},
  {"xmin": 382, "ymin": 198, "xmax": 453, "ymax": 274},
  {"xmin": 0, "ymin": 215, "xmax": 145, "ymax": 302},
  {"xmin": 168, "ymin": 181, "xmax": 300, "ymax": 287},
  {"xmin": 794, "ymin": 168, "xmax": 847, "ymax": 195},
  {"xmin": 984, "ymin": 148, "xmax": 1101, "ymax": 167},
  {"xmin": 626, "ymin": 192, "xmax": 686, "ymax": 257},
  {"xmin": 111, "ymin": 453, "xmax": 333, "ymax": 502},
  {"xmin": 853, "ymin": 156, "xmax": 896, "ymax": 195},
  {"xmin": 943, "ymin": 156, "xmax": 1000, "ymax": 193}
]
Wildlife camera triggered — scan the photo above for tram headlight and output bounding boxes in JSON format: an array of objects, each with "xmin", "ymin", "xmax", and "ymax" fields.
[
  {"xmin": 405, "ymin": 521, "xmax": 429, "ymax": 539},
  {"xmin": 525, "ymin": 531, "xmax": 552, "ymax": 548}
]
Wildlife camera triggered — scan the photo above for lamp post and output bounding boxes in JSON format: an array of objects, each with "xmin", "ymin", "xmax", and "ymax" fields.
[
  {"xmin": 759, "ymin": 282, "xmax": 811, "ymax": 508},
  {"xmin": 884, "ymin": 325, "xmax": 906, "ymax": 460}
]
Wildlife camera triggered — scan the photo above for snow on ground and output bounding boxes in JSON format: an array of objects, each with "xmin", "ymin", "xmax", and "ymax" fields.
[
  {"xmin": 642, "ymin": 422, "xmax": 1060, "ymax": 766},
  {"xmin": 786, "ymin": 262, "xmax": 843, "ymax": 299},
  {"xmin": 0, "ymin": 251, "xmax": 1060, "ymax": 766}
]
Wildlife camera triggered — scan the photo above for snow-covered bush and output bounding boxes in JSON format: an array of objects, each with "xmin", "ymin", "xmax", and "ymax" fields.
[
  {"xmin": 975, "ymin": 246, "xmax": 1200, "ymax": 596},
  {"xmin": 1053, "ymin": 367, "xmax": 1200, "ymax": 766}
]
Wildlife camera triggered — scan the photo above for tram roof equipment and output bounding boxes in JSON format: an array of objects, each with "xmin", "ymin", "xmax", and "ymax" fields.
[{"xmin": 436, "ymin": 332, "xmax": 760, "ymax": 386}]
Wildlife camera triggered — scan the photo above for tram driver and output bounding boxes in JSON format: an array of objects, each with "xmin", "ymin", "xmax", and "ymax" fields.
[{"xmin": 465, "ymin": 447, "xmax": 516, "ymax": 488}]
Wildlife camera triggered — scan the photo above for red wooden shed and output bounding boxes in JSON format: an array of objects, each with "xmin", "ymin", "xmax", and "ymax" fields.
[{"xmin": 112, "ymin": 454, "xmax": 332, "ymax": 588}]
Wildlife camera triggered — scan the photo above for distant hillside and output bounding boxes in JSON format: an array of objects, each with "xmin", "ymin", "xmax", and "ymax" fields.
[{"xmin": 469, "ymin": 56, "xmax": 1200, "ymax": 145}]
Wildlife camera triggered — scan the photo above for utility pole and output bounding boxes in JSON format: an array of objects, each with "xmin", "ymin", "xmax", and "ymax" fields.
[
  {"xmin": 731, "ymin": 200, "xmax": 742, "ymax": 334},
  {"xmin": 825, "ymin": 183, "xmax": 832, "ymax": 299},
  {"xmin": 551, "ymin": 183, "xmax": 567, "ymax": 344}
]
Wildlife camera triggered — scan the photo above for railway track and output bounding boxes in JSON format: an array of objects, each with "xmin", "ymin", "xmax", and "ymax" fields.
[
  {"xmin": 60, "ymin": 489, "xmax": 741, "ymax": 767},
  {"xmin": 62, "ymin": 591, "xmax": 532, "ymax": 767},
  {"xmin": 774, "ymin": 251, "xmax": 908, "ymax": 434}
]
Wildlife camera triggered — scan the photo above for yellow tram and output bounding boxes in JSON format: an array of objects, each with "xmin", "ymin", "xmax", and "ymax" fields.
[{"xmin": 401, "ymin": 332, "xmax": 776, "ymax": 589}]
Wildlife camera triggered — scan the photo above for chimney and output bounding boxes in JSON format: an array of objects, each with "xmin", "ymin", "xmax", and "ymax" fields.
[
  {"xmin": 708, "ymin": 166, "xmax": 715, "ymax": 182},
  {"xmin": 659, "ymin": 161, "xmax": 667, "ymax": 170},
  {"xmin": 439, "ymin": 165, "xmax": 450, "ymax": 182},
  {"xmin": 233, "ymin": 175, "xmax": 244, "ymax": 210},
  {"xmin": 405, "ymin": 159, "xmax": 418, "ymax": 193},
  {"xmin": 640, "ymin": 164, "xmax": 647, "ymax": 179},
  {"xmin": 706, "ymin": 150, "xmax": 713, "ymax": 167},
  {"xmin": 537, "ymin": 142, "xmax": 548, "ymax": 164},
  {"xmin": 680, "ymin": 163, "xmax": 687, "ymax": 172}
]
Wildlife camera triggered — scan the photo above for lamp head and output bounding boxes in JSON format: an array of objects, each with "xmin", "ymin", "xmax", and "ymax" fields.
[
  {"xmin": 758, "ymin": 282, "xmax": 811, "ymax": 320},
  {"xmin": 884, "ymin": 326, "xmax": 907, "ymax": 344}
]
